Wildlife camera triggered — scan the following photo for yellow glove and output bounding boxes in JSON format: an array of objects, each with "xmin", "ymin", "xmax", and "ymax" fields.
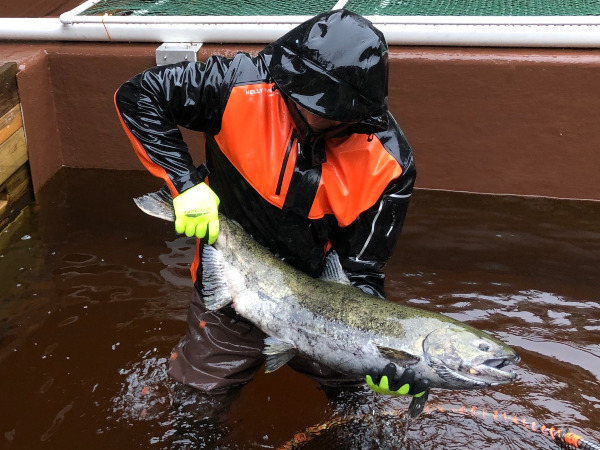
[
  {"xmin": 367, "ymin": 364, "xmax": 431, "ymax": 418},
  {"xmin": 173, "ymin": 183, "xmax": 220, "ymax": 244},
  {"xmin": 366, "ymin": 364, "xmax": 429, "ymax": 397}
]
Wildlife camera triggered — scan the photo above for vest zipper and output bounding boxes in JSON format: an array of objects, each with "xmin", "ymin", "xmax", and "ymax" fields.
[{"xmin": 275, "ymin": 129, "xmax": 297, "ymax": 196}]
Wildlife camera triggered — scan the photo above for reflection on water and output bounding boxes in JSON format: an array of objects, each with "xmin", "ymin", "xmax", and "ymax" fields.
[{"xmin": 0, "ymin": 169, "xmax": 599, "ymax": 449}]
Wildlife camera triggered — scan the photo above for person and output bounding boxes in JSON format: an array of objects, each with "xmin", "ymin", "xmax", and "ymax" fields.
[{"xmin": 115, "ymin": 9, "xmax": 426, "ymax": 412}]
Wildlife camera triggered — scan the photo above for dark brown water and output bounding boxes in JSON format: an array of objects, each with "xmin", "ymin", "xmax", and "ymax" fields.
[{"xmin": 1, "ymin": 169, "xmax": 599, "ymax": 449}]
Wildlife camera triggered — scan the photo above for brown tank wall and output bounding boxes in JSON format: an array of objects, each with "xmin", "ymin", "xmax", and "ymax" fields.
[
  {"xmin": 389, "ymin": 47, "xmax": 600, "ymax": 200},
  {"xmin": 1, "ymin": 42, "xmax": 599, "ymax": 200},
  {"xmin": 0, "ymin": 0, "xmax": 81, "ymax": 17},
  {"xmin": 15, "ymin": 50, "xmax": 64, "ymax": 189}
]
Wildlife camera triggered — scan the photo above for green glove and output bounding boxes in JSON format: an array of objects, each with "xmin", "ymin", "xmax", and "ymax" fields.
[
  {"xmin": 366, "ymin": 364, "xmax": 429, "ymax": 397},
  {"xmin": 173, "ymin": 182, "xmax": 220, "ymax": 244}
]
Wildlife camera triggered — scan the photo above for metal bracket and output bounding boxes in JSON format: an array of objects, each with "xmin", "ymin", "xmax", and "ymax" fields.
[{"xmin": 155, "ymin": 43, "xmax": 203, "ymax": 66}]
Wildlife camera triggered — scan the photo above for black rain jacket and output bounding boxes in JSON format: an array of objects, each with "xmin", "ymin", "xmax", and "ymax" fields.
[{"xmin": 115, "ymin": 10, "xmax": 416, "ymax": 298}]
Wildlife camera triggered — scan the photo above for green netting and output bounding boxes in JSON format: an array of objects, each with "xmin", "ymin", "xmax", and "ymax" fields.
[
  {"xmin": 80, "ymin": 0, "xmax": 338, "ymax": 16},
  {"xmin": 345, "ymin": 0, "xmax": 600, "ymax": 16},
  {"xmin": 80, "ymin": 0, "xmax": 600, "ymax": 17}
]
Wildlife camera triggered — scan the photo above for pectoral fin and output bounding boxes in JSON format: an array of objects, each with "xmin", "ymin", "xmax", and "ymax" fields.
[
  {"xmin": 263, "ymin": 337, "xmax": 297, "ymax": 373},
  {"xmin": 376, "ymin": 346, "xmax": 420, "ymax": 366},
  {"xmin": 201, "ymin": 245, "xmax": 233, "ymax": 310}
]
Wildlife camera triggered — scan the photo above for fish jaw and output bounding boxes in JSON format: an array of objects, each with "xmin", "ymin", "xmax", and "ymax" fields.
[
  {"xmin": 425, "ymin": 355, "xmax": 519, "ymax": 389},
  {"xmin": 422, "ymin": 326, "xmax": 520, "ymax": 390},
  {"xmin": 468, "ymin": 355, "xmax": 521, "ymax": 385}
]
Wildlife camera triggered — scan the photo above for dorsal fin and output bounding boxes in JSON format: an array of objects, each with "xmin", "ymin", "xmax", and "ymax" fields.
[{"xmin": 319, "ymin": 251, "xmax": 351, "ymax": 285}]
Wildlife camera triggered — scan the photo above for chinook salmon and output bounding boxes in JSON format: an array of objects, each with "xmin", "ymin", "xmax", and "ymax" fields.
[{"xmin": 135, "ymin": 191, "xmax": 520, "ymax": 396}]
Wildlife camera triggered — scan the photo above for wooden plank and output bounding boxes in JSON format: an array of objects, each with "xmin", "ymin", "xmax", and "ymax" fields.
[
  {"xmin": 0, "ymin": 63, "xmax": 19, "ymax": 119},
  {"xmin": 0, "ymin": 206, "xmax": 33, "ymax": 251},
  {"xmin": 0, "ymin": 164, "xmax": 31, "ymax": 220},
  {"xmin": 0, "ymin": 104, "xmax": 22, "ymax": 145},
  {"xmin": 0, "ymin": 128, "xmax": 28, "ymax": 186}
]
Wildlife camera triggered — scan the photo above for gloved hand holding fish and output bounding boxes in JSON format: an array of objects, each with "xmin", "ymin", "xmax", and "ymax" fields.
[{"xmin": 135, "ymin": 193, "xmax": 520, "ymax": 415}]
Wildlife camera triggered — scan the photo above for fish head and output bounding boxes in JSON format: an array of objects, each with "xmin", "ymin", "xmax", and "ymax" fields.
[{"xmin": 422, "ymin": 325, "xmax": 520, "ymax": 389}]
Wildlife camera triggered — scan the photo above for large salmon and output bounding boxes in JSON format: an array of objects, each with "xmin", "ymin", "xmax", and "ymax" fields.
[{"xmin": 135, "ymin": 191, "xmax": 519, "ymax": 393}]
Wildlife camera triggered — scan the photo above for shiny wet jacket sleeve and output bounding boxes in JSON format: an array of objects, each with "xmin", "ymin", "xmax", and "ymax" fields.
[
  {"xmin": 332, "ymin": 147, "xmax": 416, "ymax": 299},
  {"xmin": 115, "ymin": 58, "xmax": 232, "ymax": 194}
]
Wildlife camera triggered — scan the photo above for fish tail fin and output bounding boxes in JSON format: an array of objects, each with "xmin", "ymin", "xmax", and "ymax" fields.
[
  {"xmin": 133, "ymin": 185, "xmax": 175, "ymax": 222},
  {"xmin": 201, "ymin": 245, "xmax": 233, "ymax": 310}
]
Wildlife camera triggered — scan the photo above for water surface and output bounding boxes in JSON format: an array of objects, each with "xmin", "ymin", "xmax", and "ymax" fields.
[{"xmin": 0, "ymin": 169, "xmax": 599, "ymax": 449}]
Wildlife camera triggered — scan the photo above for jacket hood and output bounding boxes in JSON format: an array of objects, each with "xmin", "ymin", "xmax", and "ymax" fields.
[{"xmin": 259, "ymin": 10, "xmax": 389, "ymax": 130}]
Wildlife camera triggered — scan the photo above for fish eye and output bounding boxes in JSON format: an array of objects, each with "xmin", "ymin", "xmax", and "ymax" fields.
[{"xmin": 478, "ymin": 342, "xmax": 491, "ymax": 352}]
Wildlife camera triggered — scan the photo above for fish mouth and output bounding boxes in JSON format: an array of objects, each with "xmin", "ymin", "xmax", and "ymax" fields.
[
  {"xmin": 468, "ymin": 355, "xmax": 520, "ymax": 384},
  {"xmin": 426, "ymin": 355, "xmax": 520, "ymax": 389},
  {"xmin": 482, "ymin": 356, "xmax": 520, "ymax": 370},
  {"xmin": 426, "ymin": 355, "xmax": 519, "ymax": 389}
]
